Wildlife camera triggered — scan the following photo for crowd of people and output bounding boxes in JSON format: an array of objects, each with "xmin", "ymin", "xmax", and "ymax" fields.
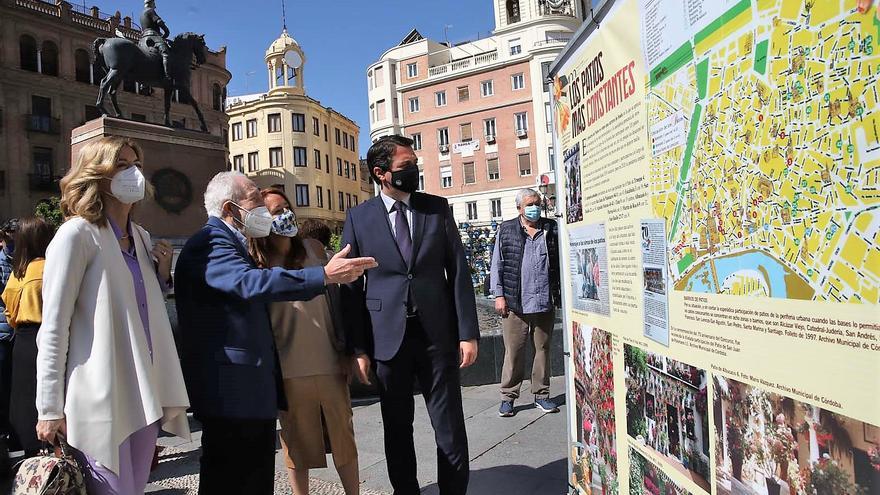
[{"xmin": 0, "ymin": 134, "xmax": 564, "ymax": 495}]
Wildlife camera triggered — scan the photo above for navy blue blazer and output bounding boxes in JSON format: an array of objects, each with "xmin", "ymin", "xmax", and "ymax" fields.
[
  {"xmin": 174, "ymin": 217, "xmax": 325, "ymax": 419},
  {"xmin": 340, "ymin": 193, "xmax": 479, "ymax": 361}
]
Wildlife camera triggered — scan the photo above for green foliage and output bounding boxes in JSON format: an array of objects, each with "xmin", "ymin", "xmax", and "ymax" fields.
[
  {"xmin": 330, "ymin": 233, "xmax": 342, "ymax": 252},
  {"xmin": 624, "ymin": 345, "xmax": 648, "ymax": 375},
  {"xmin": 629, "ymin": 451, "xmax": 645, "ymax": 495},
  {"xmin": 35, "ymin": 197, "xmax": 63, "ymax": 230}
]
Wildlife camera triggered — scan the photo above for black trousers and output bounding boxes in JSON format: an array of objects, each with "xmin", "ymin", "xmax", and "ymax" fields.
[
  {"xmin": 197, "ymin": 416, "xmax": 277, "ymax": 495},
  {"xmin": 375, "ymin": 318, "xmax": 469, "ymax": 495},
  {"xmin": 10, "ymin": 326, "xmax": 39, "ymax": 455}
]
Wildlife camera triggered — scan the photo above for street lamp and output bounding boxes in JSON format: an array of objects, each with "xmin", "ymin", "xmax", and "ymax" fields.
[{"xmin": 536, "ymin": 174, "xmax": 556, "ymax": 217}]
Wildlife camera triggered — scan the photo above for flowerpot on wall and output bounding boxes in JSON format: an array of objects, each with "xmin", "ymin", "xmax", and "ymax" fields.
[{"xmin": 765, "ymin": 477, "xmax": 781, "ymax": 495}]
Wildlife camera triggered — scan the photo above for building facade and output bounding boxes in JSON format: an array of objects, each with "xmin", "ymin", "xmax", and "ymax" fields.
[
  {"xmin": 227, "ymin": 30, "xmax": 362, "ymax": 232},
  {"xmin": 0, "ymin": 0, "xmax": 231, "ymax": 221},
  {"xmin": 367, "ymin": 0, "xmax": 587, "ymax": 227}
]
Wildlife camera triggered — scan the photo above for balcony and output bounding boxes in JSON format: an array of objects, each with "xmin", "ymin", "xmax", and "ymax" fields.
[
  {"xmin": 428, "ymin": 51, "xmax": 498, "ymax": 78},
  {"xmin": 28, "ymin": 174, "xmax": 61, "ymax": 192},
  {"xmin": 534, "ymin": 37, "xmax": 571, "ymax": 49},
  {"xmin": 25, "ymin": 114, "xmax": 60, "ymax": 134}
]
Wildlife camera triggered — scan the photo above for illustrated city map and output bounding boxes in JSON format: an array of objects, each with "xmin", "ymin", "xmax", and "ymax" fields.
[{"xmin": 649, "ymin": 0, "xmax": 879, "ymax": 303}]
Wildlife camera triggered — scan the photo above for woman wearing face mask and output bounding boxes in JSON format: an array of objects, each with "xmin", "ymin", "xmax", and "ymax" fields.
[
  {"xmin": 34, "ymin": 136, "xmax": 190, "ymax": 494},
  {"xmin": 248, "ymin": 188, "xmax": 360, "ymax": 495}
]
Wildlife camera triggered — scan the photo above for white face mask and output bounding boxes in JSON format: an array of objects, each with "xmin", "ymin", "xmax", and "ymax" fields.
[
  {"xmin": 230, "ymin": 202, "xmax": 273, "ymax": 238},
  {"xmin": 110, "ymin": 166, "xmax": 146, "ymax": 204}
]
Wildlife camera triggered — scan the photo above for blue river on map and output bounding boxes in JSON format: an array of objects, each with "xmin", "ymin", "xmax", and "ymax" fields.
[{"xmin": 685, "ymin": 251, "xmax": 790, "ymax": 298}]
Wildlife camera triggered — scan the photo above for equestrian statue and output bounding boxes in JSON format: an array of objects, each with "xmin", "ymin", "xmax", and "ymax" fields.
[{"xmin": 92, "ymin": 0, "xmax": 210, "ymax": 132}]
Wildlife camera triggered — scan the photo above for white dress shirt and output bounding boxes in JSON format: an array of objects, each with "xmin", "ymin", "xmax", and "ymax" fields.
[{"xmin": 380, "ymin": 191, "xmax": 414, "ymax": 239}]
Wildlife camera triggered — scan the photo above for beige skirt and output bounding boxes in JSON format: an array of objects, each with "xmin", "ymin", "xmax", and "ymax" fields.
[{"xmin": 278, "ymin": 374, "xmax": 358, "ymax": 470}]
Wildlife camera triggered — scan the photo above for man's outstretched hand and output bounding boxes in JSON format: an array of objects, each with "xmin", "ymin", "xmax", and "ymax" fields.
[{"xmin": 324, "ymin": 244, "xmax": 378, "ymax": 284}]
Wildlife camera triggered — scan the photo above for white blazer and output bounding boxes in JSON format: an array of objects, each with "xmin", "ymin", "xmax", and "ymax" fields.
[{"xmin": 36, "ymin": 217, "xmax": 190, "ymax": 474}]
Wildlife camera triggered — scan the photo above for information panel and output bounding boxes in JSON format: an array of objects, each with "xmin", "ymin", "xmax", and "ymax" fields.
[{"xmin": 553, "ymin": 1, "xmax": 880, "ymax": 494}]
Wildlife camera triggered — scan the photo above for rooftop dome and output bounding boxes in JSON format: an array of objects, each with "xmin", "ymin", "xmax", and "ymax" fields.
[{"xmin": 265, "ymin": 29, "xmax": 300, "ymax": 59}]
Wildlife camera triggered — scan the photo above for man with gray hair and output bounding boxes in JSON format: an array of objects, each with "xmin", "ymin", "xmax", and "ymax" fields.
[
  {"xmin": 490, "ymin": 188, "xmax": 561, "ymax": 417},
  {"xmin": 175, "ymin": 171, "xmax": 377, "ymax": 494}
]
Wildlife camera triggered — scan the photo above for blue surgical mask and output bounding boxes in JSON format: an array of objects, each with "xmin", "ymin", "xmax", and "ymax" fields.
[{"xmin": 523, "ymin": 205, "xmax": 541, "ymax": 221}]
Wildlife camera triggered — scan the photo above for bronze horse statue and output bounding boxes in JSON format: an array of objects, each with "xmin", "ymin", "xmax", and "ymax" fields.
[{"xmin": 92, "ymin": 32, "xmax": 210, "ymax": 132}]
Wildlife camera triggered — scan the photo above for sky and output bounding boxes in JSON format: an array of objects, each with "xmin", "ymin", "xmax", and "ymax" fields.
[{"xmin": 85, "ymin": 0, "xmax": 498, "ymax": 153}]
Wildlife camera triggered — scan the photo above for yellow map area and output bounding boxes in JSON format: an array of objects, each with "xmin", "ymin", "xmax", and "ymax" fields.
[{"xmin": 649, "ymin": 0, "xmax": 880, "ymax": 303}]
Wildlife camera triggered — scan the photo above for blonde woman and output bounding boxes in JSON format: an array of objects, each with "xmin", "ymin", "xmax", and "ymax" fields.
[{"xmin": 35, "ymin": 136, "xmax": 190, "ymax": 494}]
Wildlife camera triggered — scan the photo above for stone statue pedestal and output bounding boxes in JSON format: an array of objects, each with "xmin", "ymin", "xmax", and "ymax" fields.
[{"xmin": 71, "ymin": 116, "xmax": 226, "ymax": 242}]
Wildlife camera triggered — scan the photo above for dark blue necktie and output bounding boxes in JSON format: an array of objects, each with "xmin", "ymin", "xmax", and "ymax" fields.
[{"xmin": 392, "ymin": 201, "xmax": 412, "ymax": 265}]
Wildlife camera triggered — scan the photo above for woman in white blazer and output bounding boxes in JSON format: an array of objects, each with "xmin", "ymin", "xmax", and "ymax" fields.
[{"xmin": 35, "ymin": 136, "xmax": 190, "ymax": 494}]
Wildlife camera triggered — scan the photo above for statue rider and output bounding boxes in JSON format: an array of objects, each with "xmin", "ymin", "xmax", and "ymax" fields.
[{"xmin": 140, "ymin": 0, "xmax": 172, "ymax": 84}]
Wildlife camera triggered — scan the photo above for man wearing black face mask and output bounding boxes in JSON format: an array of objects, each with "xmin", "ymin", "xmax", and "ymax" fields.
[{"xmin": 340, "ymin": 135, "xmax": 479, "ymax": 495}]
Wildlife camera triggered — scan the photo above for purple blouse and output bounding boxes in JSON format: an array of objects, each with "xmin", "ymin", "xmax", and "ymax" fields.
[{"xmin": 107, "ymin": 217, "xmax": 153, "ymax": 356}]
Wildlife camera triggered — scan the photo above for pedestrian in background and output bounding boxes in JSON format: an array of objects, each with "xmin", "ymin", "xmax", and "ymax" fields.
[
  {"xmin": 2, "ymin": 217, "xmax": 52, "ymax": 457},
  {"xmin": 490, "ymin": 188, "xmax": 562, "ymax": 418},
  {"xmin": 174, "ymin": 172, "xmax": 375, "ymax": 495},
  {"xmin": 300, "ymin": 218, "xmax": 335, "ymax": 259},
  {"xmin": 249, "ymin": 187, "xmax": 360, "ymax": 495},
  {"xmin": 36, "ymin": 136, "xmax": 190, "ymax": 494},
  {"xmin": 0, "ymin": 219, "xmax": 17, "ymax": 471},
  {"xmin": 341, "ymin": 135, "xmax": 479, "ymax": 495}
]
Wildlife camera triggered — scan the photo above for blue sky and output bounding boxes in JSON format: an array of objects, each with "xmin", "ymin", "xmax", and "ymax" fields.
[{"xmin": 86, "ymin": 0, "xmax": 497, "ymax": 153}]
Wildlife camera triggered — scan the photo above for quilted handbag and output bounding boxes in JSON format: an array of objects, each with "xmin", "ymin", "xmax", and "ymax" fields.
[{"xmin": 12, "ymin": 434, "xmax": 87, "ymax": 495}]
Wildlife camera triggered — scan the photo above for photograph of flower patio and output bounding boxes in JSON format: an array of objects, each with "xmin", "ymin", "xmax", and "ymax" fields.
[
  {"xmin": 571, "ymin": 322, "xmax": 618, "ymax": 494},
  {"xmin": 624, "ymin": 344, "xmax": 711, "ymax": 493},
  {"xmin": 713, "ymin": 376, "xmax": 880, "ymax": 495},
  {"xmin": 629, "ymin": 447, "xmax": 693, "ymax": 495}
]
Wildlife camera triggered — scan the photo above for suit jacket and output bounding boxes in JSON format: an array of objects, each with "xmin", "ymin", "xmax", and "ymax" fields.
[
  {"xmin": 174, "ymin": 217, "xmax": 325, "ymax": 419},
  {"xmin": 341, "ymin": 193, "xmax": 479, "ymax": 361}
]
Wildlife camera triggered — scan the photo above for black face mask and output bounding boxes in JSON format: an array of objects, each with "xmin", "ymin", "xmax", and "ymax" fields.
[{"xmin": 389, "ymin": 166, "xmax": 420, "ymax": 194}]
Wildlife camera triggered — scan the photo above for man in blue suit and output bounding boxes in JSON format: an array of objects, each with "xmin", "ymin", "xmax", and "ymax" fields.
[
  {"xmin": 175, "ymin": 171, "xmax": 376, "ymax": 495},
  {"xmin": 342, "ymin": 135, "xmax": 479, "ymax": 495}
]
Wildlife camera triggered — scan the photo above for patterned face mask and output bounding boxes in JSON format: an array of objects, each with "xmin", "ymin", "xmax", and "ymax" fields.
[{"xmin": 271, "ymin": 209, "xmax": 299, "ymax": 237}]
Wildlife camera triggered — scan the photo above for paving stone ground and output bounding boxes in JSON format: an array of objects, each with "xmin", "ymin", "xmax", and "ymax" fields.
[{"xmin": 145, "ymin": 376, "xmax": 569, "ymax": 494}]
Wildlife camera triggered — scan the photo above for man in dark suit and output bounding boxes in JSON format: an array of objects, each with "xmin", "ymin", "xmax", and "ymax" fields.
[
  {"xmin": 175, "ymin": 171, "xmax": 376, "ymax": 495},
  {"xmin": 342, "ymin": 135, "xmax": 480, "ymax": 495}
]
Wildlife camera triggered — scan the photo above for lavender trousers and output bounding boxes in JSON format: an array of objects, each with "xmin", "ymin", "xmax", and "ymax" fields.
[{"xmin": 74, "ymin": 421, "xmax": 160, "ymax": 495}]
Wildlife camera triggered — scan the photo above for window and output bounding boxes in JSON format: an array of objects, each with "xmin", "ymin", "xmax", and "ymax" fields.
[
  {"xmin": 335, "ymin": 128, "xmax": 341, "ymax": 145},
  {"xmin": 435, "ymin": 91, "xmax": 446, "ymax": 107},
  {"xmin": 438, "ymin": 128, "xmax": 449, "ymax": 147},
  {"xmin": 314, "ymin": 149, "xmax": 322, "ymax": 169},
  {"xmin": 518, "ymin": 153, "xmax": 532, "ymax": 176},
  {"xmin": 377, "ymin": 99, "xmax": 386, "ymax": 120},
  {"xmin": 491, "ymin": 198, "xmax": 502, "ymax": 218},
  {"xmin": 247, "ymin": 152, "xmax": 259, "ymax": 172},
  {"xmin": 480, "ymin": 80, "xmax": 494, "ymax": 97},
  {"xmin": 231, "ymin": 122, "xmax": 243, "ymax": 141},
  {"xmin": 41, "ymin": 41, "xmax": 59, "ymax": 77},
  {"xmin": 345, "ymin": 161, "xmax": 351, "ymax": 178},
  {"xmin": 506, "ymin": 0, "xmax": 521, "ymax": 23},
  {"xmin": 290, "ymin": 147, "xmax": 305, "ymax": 167},
  {"xmin": 467, "ymin": 202, "xmax": 478, "ymax": 221},
  {"xmin": 460, "ymin": 123, "xmax": 473, "ymax": 142},
  {"xmin": 408, "ymin": 97, "xmax": 420, "ymax": 113},
  {"xmin": 354, "ymin": 195, "xmax": 359, "ymax": 206},
  {"xmin": 268, "ymin": 113, "xmax": 282, "ymax": 132},
  {"xmin": 32, "ymin": 147, "xmax": 53, "ymax": 178},
  {"xmin": 316, "ymin": 186, "xmax": 324, "ymax": 207},
  {"xmin": 541, "ymin": 61, "xmax": 552, "ymax": 92},
  {"xmin": 233, "ymin": 154, "xmax": 244, "ymax": 172},
  {"xmin": 545, "ymin": 102, "xmax": 553, "ymax": 132},
  {"xmin": 352, "ymin": 165, "xmax": 357, "ymax": 181},
  {"xmin": 75, "ymin": 49, "xmax": 91, "ymax": 84},
  {"xmin": 325, "ymin": 154, "xmax": 330, "ymax": 173},
  {"xmin": 346, "ymin": 193, "xmax": 352, "ymax": 208},
  {"xmin": 441, "ymin": 165, "xmax": 452, "ymax": 188},
  {"xmin": 295, "ymin": 184, "xmax": 310, "ymax": 207},
  {"xmin": 515, "ymin": 112, "xmax": 528, "ymax": 133},
  {"xmin": 19, "ymin": 35, "xmax": 38, "ymax": 72},
  {"xmin": 291, "ymin": 113, "xmax": 305, "ymax": 132},
  {"xmin": 484, "ymin": 118, "xmax": 497, "ymax": 138},
  {"xmin": 313, "ymin": 117, "xmax": 320, "ymax": 135},
  {"xmin": 267, "ymin": 147, "xmax": 282, "ymax": 168},
  {"xmin": 407, "ymin": 62, "xmax": 418, "ymax": 78},
  {"xmin": 327, "ymin": 189, "xmax": 332, "ymax": 210},
  {"xmin": 548, "ymin": 146, "xmax": 556, "ymax": 172},
  {"xmin": 337, "ymin": 158, "xmax": 343, "ymax": 176},
  {"xmin": 338, "ymin": 191, "xmax": 345, "ymax": 211},
  {"xmin": 509, "ymin": 38, "xmax": 522, "ymax": 56},
  {"xmin": 368, "ymin": 70, "xmax": 373, "ymax": 90},
  {"xmin": 457, "ymin": 86, "xmax": 470, "ymax": 102},
  {"xmin": 391, "ymin": 63, "xmax": 397, "ymax": 83},
  {"xmin": 512, "ymin": 73, "xmax": 525, "ymax": 90},
  {"xmin": 393, "ymin": 98, "xmax": 399, "ymax": 118},
  {"xmin": 246, "ymin": 119, "xmax": 257, "ymax": 138},
  {"xmin": 374, "ymin": 66, "xmax": 384, "ymax": 86},
  {"xmin": 463, "ymin": 161, "xmax": 476, "ymax": 184},
  {"xmin": 418, "ymin": 173, "xmax": 425, "ymax": 191},
  {"xmin": 412, "ymin": 133, "xmax": 422, "ymax": 151},
  {"xmin": 488, "ymin": 157, "xmax": 500, "ymax": 180},
  {"xmin": 343, "ymin": 132, "xmax": 350, "ymax": 149},
  {"xmin": 212, "ymin": 83, "xmax": 223, "ymax": 111},
  {"xmin": 324, "ymin": 124, "xmax": 328, "ymax": 141}
]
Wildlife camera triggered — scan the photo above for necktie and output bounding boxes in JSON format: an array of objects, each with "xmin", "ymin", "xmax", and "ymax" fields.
[{"xmin": 392, "ymin": 201, "xmax": 412, "ymax": 265}]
